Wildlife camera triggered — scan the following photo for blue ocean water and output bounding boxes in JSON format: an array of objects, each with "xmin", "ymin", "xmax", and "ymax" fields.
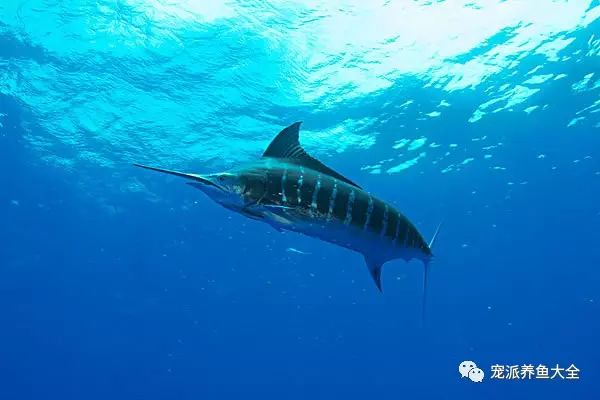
[{"xmin": 1, "ymin": 0, "xmax": 599, "ymax": 398}]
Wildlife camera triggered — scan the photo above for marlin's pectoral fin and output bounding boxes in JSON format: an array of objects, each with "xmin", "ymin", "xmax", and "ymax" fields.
[
  {"xmin": 363, "ymin": 254, "xmax": 384, "ymax": 292},
  {"xmin": 263, "ymin": 205, "xmax": 296, "ymax": 211}
]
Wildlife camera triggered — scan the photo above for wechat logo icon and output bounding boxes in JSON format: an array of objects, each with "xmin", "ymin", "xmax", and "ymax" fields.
[{"xmin": 459, "ymin": 360, "xmax": 484, "ymax": 383}]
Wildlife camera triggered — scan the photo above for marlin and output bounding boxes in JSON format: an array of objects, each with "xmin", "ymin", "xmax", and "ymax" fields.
[{"xmin": 135, "ymin": 122, "xmax": 440, "ymax": 304}]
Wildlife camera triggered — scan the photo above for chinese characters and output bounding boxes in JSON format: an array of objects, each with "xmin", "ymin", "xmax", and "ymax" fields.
[{"xmin": 490, "ymin": 364, "xmax": 580, "ymax": 380}]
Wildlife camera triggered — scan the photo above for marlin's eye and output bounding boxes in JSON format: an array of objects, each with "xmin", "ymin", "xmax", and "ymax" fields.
[{"xmin": 218, "ymin": 176, "xmax": 225, "ymax": 182}]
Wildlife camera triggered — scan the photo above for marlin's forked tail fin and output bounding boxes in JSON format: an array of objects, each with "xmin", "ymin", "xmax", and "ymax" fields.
[
  {"xmin": 422, "ymin": 220, "xmax": 444, "ymax": 325},
  {"xmin": 428, "ymin": 221, "xmax": 443, "ymax": 250}
]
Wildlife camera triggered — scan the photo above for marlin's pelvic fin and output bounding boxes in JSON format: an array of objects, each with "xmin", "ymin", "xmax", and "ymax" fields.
[{"xmin": 241, "ymin": 207, "xmax": 264, "ymax": 220}]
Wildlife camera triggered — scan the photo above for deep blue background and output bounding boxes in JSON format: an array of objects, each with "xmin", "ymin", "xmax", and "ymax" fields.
[{"xmin": 2, "ymin": 2, "xmax": 600, "ymax": 399}]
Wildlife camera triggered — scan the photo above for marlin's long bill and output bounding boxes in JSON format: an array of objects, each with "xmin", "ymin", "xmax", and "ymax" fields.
[
  {"xmin": 133, "ymin": 163, "xmax": 203, "ymax": 181},
  {"xmin": 134, "ymin": 122, "xmax": 440, "ymax": 309},
  {"xmin": 133, "ymin": 163, "xmax": 224, "ymax": 191}
]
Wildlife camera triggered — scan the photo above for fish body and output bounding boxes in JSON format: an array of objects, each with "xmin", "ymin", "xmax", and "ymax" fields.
[
  {"xmin": 235, "ymin": 158, "xmax": 431, "ymax": 272},
  {"xmin": 135, "ymin": 122, "xmax": 438, "ymax": 292}
]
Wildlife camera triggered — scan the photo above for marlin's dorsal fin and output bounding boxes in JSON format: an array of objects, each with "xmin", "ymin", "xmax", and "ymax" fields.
[{"xmin": 263, "ymin": 122, "xmax": 361, "ymax": 188}]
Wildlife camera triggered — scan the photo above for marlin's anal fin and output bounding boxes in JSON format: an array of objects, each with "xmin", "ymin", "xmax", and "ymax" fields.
[
  {"xmin": 262, "ymin": 122, "xmax": 362, "ymax": 189},
  {"xmin": 363, "ymin": 254, "xmax": 384, "ymax": 292}
]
